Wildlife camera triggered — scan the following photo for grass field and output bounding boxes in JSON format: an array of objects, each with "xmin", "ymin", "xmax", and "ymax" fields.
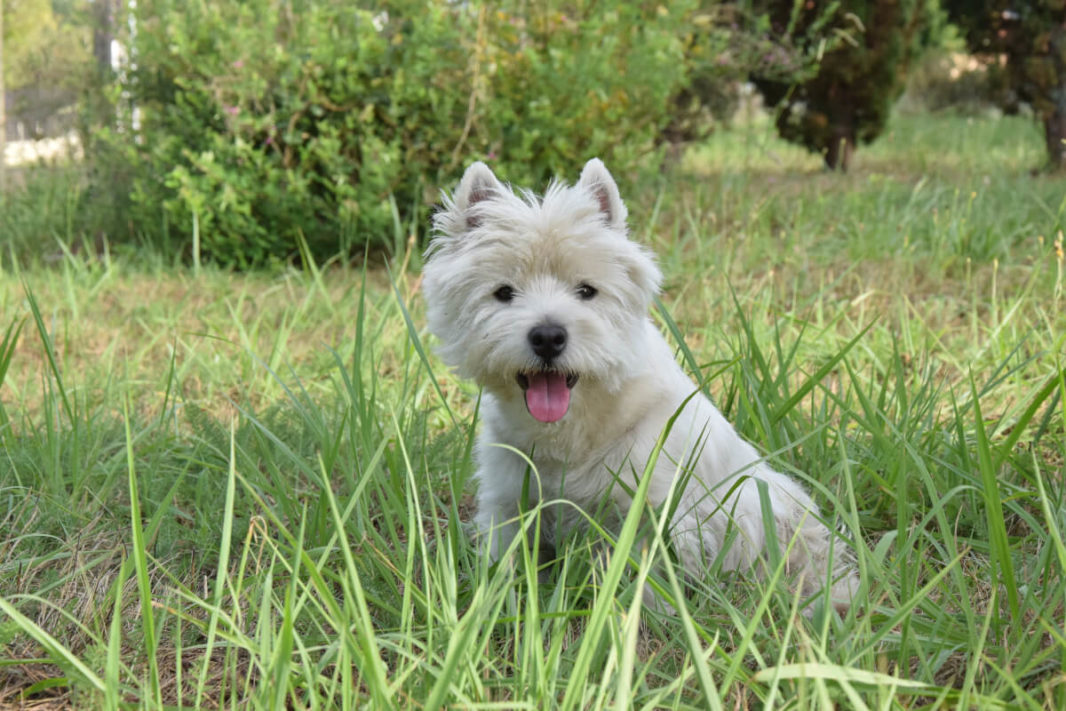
[{"xmin": 1, "ymin": 113, "xmax": 1065, "ymax": 709}]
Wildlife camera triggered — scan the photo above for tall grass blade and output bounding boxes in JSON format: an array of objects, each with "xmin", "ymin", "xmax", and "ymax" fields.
[
  {"xmin": 770, "ymin": 324, "xmax": 872, "ymax": 425},
  {"xmin": 22, "ymin": 281, "xmax": 73, "ymax": 422},
  {"xmin": 655, "ymin": 296, "xmax": 705, "ymax": 387},
  {"xmin": 317, "ymin": 453, "xmax": 393, "ymax": 706},
  {"xmin": 969, "ymin": 376, "xmax": 1020, "ymax": 624},
  {"xmin": 391, "ymin": 276, "xmax": 458, "ymax": 427},
  {"xmin": 993, "ymin": 369, "xmax": 1064, "ymax": 470},
  {"xmin": 194, "ymin": 418, "xmax": 240, "ymax": 703},
  {"xmin": 104, "ymin": 556, "xmax": 130, "ymax": 710},
  {"xmin": 123, "ymin": 394, "xmax": 161, "ymax": 704},
  {"xmin": 0, "ymin": 596, "xmax": 106, "ymax": 694},
  {"xmin": 0, "ymin": 317, "xmax": 25, "ymax": 436}
]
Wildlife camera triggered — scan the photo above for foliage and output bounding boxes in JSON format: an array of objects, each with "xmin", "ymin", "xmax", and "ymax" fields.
[
  {"xmin": 660, "ymin": 3, "xmax": 822, "ymax": 149},
  {"xmin": 95, "ymin": 0, "xmax": 697, "ymax": 267},
  {"xmin": 751, "ymin": 0, "xmax": 941, "ymax": 170},
  {"xmin": 2, "ymin": 0, "xmax": 90, "ymax": 90},
  {"xmin": 944, "ymin": 0, "xmax": 1066, "ymax": 169},
  {"xmin": 2, "ymin": 0, "xmax": 54, "ymax": 87},
  {"xmin": 0, "ymin": 165, "xmax": 91, "ymax": 266},
  {"xmin": 899, "ymin": 48, "xmax": 1006, "ymax": 116}
]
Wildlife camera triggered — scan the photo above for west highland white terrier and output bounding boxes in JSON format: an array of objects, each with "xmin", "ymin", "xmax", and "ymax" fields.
[{"xmin": 422, "ymin": 158, "xmax": 857, "ymax": 610}]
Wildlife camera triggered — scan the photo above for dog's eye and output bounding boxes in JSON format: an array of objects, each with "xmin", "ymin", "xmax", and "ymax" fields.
[
  {"xmin": 576, "ymin": 283, "xmax": 598, "ymax": 300},
  {"xmin": 493, "ymin": 285, "xmax": 515, "ymax": 303}
]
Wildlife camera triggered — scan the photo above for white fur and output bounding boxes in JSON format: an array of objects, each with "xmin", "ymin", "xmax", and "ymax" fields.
[{"xmin": 423, "ymin": 159, "xmax": 857, "ymax": 610}]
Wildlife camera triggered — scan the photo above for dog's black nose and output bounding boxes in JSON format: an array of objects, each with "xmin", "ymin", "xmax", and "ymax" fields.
[{"xmin": 528, "ymin": 324, "xmax": 567, "ymax": 361}]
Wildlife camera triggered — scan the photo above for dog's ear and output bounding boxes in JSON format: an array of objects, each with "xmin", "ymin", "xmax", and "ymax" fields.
[
  {"xmin": 578, "ymin": 158, "xmax": 627, "ymax": 231},
  {"xmin": 453, "ymin": 162, "xmax": 504, "ymax": 230}
]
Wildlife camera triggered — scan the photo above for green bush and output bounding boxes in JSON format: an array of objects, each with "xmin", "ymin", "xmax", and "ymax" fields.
[
  {"xmin": 96, "ymin": 0, "xmax": 698, "ymax": 267},
  {"xmin": 0, "ymin": 166, "xmax": 87, "ymax": 266},
  {"xmin": 751, "ymin": 0, "xmax": 941, "ymax": 171}
]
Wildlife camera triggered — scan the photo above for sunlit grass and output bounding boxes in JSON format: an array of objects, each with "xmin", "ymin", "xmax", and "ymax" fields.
[{"xmin": 1, "ymin": 112, "xmax": 1065, "ymax": 708}]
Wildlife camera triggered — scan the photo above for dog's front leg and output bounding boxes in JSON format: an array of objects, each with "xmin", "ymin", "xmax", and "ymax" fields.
[{"xmin": 472, "ymin": 443, "xmax": 533, "ymax": 561}]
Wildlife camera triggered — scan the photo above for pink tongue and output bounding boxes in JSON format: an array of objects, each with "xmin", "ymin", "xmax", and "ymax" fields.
[{"xmin": 524, "ymin": 372, "xmax": 571, "ymax": 423}]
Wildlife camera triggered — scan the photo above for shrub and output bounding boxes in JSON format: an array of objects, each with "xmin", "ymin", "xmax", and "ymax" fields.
[
  {"xmin": 662, "ymin": 6, "xmax": 792, "ymax": 150},
  {"xmin": 94, "ymin": 0, "xmax": 698, "ymax": 267},
  {"xmin": 751, "ymin": 0, "xmax": 941, "ymax": 170}
]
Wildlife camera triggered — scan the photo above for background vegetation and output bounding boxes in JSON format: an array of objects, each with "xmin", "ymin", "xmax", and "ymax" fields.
[
  {"xmin": 2, "ymin": 0, "xmax": 1065, "ymax": 708},
  {"xmin": 4, "ymin": 1, "xmax": 1064, "ymax": 265},
  {"xmin": 99, "ymin": 0, "xmax": 709, "ymax": 267},
  {"xmin": 945, "ymin": 0, "xmax": 1066, "ymax": 170},
  {"xmin": 751, "ymin": 0, "xmax": 940, "ymax": 170}
]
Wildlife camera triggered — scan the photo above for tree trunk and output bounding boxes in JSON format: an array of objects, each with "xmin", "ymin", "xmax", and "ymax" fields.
[
  {"xmin": 87, "ymin": 0, "xmax": 115, "ymax": 141},
  {"xmin": 824, "ymin": 131, "xmax": 855, "ymax": 172},
  {"xmin": 93, "ymin": 0, "xmax": 113, "ymax": 71},
  {"xmin": 1045, "ymin": 105, "xmax": 1066, "ymax": 171}
]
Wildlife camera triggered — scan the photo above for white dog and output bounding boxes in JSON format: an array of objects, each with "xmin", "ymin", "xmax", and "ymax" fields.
[{"xmin": 422, "ymin": 158, "xmax": 857, "ymax": 610}]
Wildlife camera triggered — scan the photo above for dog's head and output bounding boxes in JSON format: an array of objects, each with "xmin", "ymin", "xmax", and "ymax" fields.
[{"xmin": 422, "ymin": 159, "xmax": 662, "ymax": 423}]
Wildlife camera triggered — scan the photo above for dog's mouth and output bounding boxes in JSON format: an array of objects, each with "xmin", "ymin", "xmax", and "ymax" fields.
[{"xmin": 515, "ymin": 371, "xmax": 579, "ymax": 423}]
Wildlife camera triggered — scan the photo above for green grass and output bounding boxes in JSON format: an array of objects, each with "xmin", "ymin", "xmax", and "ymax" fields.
[{"xmin": 1, "ymin": 112, "xmax": 1065, "ymax": 708}]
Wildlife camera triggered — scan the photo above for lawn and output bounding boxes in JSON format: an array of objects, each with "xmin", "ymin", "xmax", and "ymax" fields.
[{"xmin": 1, "ymin": 112, "xmax": 1064, "ymax": 709}]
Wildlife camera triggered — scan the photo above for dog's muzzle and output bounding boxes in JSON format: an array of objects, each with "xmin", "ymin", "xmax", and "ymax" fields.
[{"xmin": 517, "ymin": 323, "xmax": 577, "ymax": 423}]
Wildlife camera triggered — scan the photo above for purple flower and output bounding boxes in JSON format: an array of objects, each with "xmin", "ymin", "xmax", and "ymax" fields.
[{"xmin": 224, "ymin": 105, "xmax": 240, "ymax": 117}]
